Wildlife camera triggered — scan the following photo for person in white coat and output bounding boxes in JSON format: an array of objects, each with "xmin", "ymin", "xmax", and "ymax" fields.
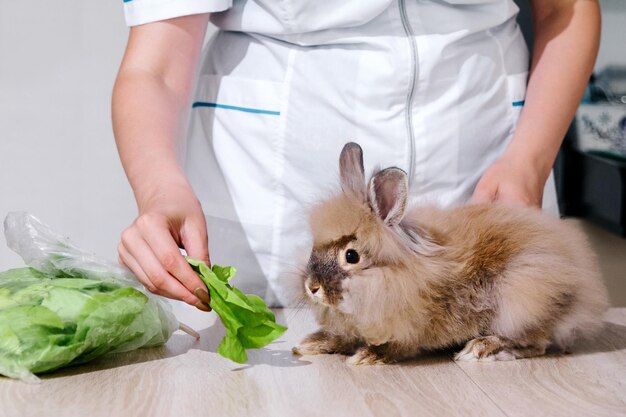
[{"xmin": 113, "ymin": 0, "xmax": 600, "ymax": 310}]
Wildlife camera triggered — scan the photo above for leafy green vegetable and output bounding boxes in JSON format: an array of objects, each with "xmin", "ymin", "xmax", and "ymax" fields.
[
  {"xmin": 0, "ymin": 255, "xmax": 286, "ymax": 381},
  {"xmin": 187, "ymin": 258, "xmax": 287, "ymax": 363},
  {"xmin": 0, "ymin": 267, "xmax": 176, "ymax": 382}
]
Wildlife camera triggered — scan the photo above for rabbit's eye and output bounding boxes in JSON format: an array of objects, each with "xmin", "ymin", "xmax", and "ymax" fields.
[{"xmin": 345, "ymin": 249, "xmax": 360, "ymax": 264}]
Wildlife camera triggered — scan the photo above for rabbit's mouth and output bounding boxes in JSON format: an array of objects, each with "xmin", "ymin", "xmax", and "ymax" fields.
[
  {"xmin": 305, "ymin": 280, "xmax": 325, "ymax": 303},
  {"xmin": 304, "ymin": 277, "xmax": 345, "ymax": 307}
]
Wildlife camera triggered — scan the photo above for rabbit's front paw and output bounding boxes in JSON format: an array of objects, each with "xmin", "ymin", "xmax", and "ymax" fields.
[
  {"xmin": 454, "ymin": 336, "xmax": 516, "ymax": 361},
  {"xmin": 346, "ymin": 343, "xmax": 403, "ymax": 365},
  {"xmin": 292, "ymin": 341, "xmax": 325, "ymax": 356},
  {"xmin": 454, "ymin": 335, "xmax": 550, "ymax": 361},
  {"xmin": 347, "ymin": 347, "xmax": 388, "ymax": 365},
  {"xmin": 293, "ymin": 330, "xmax": 357, "ymax": 356}
]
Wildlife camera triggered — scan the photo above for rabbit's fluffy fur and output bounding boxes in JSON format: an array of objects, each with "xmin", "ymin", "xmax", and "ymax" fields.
[{"xmin": 292, "ymin": 143, "xmax": 608, "ymax": 365}]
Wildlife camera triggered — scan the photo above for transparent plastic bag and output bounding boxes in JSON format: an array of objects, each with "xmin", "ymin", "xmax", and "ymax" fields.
[{"xmin": 0, "ymin": 212, "xmax": 192, "ymax": 382}]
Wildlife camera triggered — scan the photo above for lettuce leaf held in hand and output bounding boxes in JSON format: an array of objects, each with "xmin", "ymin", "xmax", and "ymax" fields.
[{"xmin": 186, "ymin": 258, "xmax": 287, "ymax": 364}]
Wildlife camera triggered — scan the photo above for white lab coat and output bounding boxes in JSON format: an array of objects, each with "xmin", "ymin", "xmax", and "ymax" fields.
[{"xmin": 124, "ymin": 0, "xmax": 559, "ymax": 306}]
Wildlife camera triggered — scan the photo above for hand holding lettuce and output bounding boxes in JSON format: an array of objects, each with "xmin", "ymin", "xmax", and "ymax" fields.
[{"xmin": 0, "ymin": 212, "xmax": 288, "ymax": 382}]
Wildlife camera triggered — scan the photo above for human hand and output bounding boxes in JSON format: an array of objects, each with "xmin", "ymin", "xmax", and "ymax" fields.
[
  {"xmin": 112, "ymin": 14, "xmax": 213, "ymax": 311},
  {"xmin": 471, "ymin": 154, "xmax": 547, "ymax": 208},
  {"xmin": 117, "ymin": 180, "xmax": 212, "ymax": 311}
]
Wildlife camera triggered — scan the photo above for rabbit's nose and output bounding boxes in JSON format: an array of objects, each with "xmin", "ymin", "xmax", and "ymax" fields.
[{"xmin": 308, "ymin": 283, "xmax": 320, "ymax": 294}]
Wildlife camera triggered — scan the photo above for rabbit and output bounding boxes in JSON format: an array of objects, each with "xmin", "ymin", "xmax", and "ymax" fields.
[{"xmin": 292, "ymin": 142, "xmax": 609, "ymax": 365}]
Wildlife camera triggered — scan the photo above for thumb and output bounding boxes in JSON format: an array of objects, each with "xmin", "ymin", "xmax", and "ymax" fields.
[
  {"xmin": 471, "ymin": 179, "xmax": 498, "ymax": 205},
  {"xmin": 181, "ymin": 215, "xmax": 211, "ymax": 267}
]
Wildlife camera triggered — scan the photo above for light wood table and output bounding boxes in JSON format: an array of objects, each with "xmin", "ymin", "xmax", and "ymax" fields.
[{"xmin": 1, "ymin": 306, "xmax": 625, "ymax": 417}]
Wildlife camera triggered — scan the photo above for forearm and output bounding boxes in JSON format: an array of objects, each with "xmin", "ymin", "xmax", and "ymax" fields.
[
  {"xmin": 112, "ymin": 69, "xmax": 191, "ymax": 210},
  {"xmin": 504, "ymin": 0, "xmax": 600, "ymax": 181},
  {"xmin": 112, "ymin": 15, "xmax": 213, "ymax": 305},
  {"xmin": 111, "ymin": 15, "xmax": 209, "ymax": 211}
]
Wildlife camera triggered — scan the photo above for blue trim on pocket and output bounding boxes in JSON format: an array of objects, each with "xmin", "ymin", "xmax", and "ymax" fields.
[
  {"xmin": 123, "ymin": 0, "xmax": 132, "ymax": 3},
  {"xmin": 512, "ymin": 100, "xmax": 525, "ymax": 107},
  {"xmin": 192, "ymin": 102, "xmax": 280, "ymax": 116}
]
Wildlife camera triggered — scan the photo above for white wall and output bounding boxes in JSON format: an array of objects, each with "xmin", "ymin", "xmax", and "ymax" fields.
[
  {"xmin": 0, "ymin": 2, "xmax": 133, "ymax": 268},
  {"xmin": 1, "ymin": 1, "xmax": 625, "ymax": 271},
  {"xmin": 597, "ymin": 0, "xmax": 626, "ymax": 70}
]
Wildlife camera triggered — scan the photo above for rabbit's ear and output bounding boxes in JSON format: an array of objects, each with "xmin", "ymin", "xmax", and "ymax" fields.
[
  {"xmin": 368, "ymin": 167, "xmax": 408, "ymax": 226},
  {"xmin": 339, "ymin": 142, "xmax": 366, "ymax": 201}
]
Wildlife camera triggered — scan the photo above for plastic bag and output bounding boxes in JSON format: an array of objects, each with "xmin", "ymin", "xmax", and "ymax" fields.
[{"xmin": 0, "ymin": 212, "xmax": 185, "ymax": 382}]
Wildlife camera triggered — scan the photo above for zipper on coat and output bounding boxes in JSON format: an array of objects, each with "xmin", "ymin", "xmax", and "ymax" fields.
[{"xmin": 398, "ymin": 0, "xmax": 418, "ymax": 188}]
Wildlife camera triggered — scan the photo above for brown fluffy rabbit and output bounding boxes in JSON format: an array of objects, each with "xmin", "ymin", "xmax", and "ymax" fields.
[{"xmin": 292, "ymin": 142, "xmax": 609, "ymax": 365}]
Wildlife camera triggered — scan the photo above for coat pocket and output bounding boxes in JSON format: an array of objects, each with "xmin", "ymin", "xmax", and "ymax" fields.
[
  {"xmin": 194, "ymin": 74, "xmax": 283, "ymax": 118},
  {"xmin": 192, "ymin": 74, "xmax": 285, "ymax": 226},
  {"xmin": 506, "ymin": 71, "xmax": 528, "ymax": 126}
]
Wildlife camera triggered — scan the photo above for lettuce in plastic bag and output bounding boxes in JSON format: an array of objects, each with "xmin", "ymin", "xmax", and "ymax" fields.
[
  {"xmin": 187, "ymin": 258, "xmax": 287, "ymax": 364},
  {"xmin": 0, "ymin": 267, "xmax": 177, "ymax": 382},
  {"xmin": 0, "ymin": 213, "xmax": 180, "ymax": 382}
]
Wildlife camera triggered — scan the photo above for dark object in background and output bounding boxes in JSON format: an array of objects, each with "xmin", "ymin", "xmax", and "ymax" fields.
[
  {"xmin": 594, "ymin": 66, "xmax": 626, "ymax": 103},
  {"xmin": 554, "ymin": 66, "xmax": 626, "ymax": 238},
  {"xmin": 513, "ymin": 0, "xmax": 534, "ymax": 52},
  {"xmin": 555, "ymin": 135, "xmax": 626, "ymax": 237}
]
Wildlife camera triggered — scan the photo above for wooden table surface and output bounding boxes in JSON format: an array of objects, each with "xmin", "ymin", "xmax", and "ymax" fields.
[{"xmin": 1, "ymin": 305, "xmax": 625, "ymax": 417}]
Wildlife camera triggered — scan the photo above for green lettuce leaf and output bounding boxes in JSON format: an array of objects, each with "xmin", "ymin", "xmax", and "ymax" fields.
[
  {"xmin": 0, "ymin": 267, "xmax": 176, "ymax": 381},
  {"xmin": 186, "ymin": 258, "xmax": 287, "ymax": 364}
]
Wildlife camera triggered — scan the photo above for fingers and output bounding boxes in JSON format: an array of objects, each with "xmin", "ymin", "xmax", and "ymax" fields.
[
  {"xmin": 471, "ymin": 181, "xmax": 498, "ymax": 205},
  {"xmin": 118, "ymin": 218, "xmax": 211, "ymax": 312},
  {"xmin": 496, "ymin": 188, "xmax": 543, "ymax": 209},
  {"xmin": 137, "ymin": 215, "xmax": 208, "ymax": 296},
  {"xmin": 119, "ymin": 230, "xmax": 201, "ymax": 306},
  {"xmin": 472, "ymin": 180, "xmax": 541, "ymax": 208},
  {"xmin": 471, "ymin": 158, "xmax": 545, "ymax": 209},
  {"xmin": 181, "ymin": 215, "xmax": 211, "ymax": 266}
]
